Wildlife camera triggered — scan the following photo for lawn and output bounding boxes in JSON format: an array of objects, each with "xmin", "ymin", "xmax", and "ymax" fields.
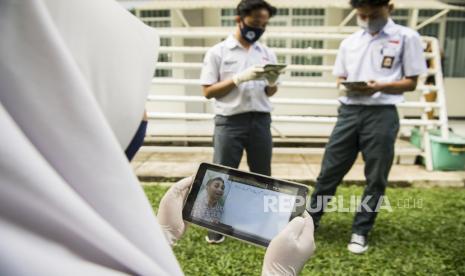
[{"xmin": 144, "ymin": 185, "xmax": 465, "ymax": 276}]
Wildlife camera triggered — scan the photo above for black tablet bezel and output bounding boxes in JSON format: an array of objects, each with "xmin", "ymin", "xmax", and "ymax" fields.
[
  {"xmin": 263, "ymin": 63, "xmax": 287, "ymax": 73},
  {"xmin": 182, "ymin": 163, "xmax": 309, "ymax": 247},
  {"xmin": 340, "ymin": 81, "xmax": 368, "ymax": 89}
]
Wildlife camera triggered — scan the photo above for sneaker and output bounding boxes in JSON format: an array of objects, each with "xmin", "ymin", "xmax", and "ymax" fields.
[
  {"xmin": 205, "ymin": 232, "xmax": 225, "ymax": 244},
  {"xmin": 347, "ymin": 233, "xmax": 368, "ymax": 254}
]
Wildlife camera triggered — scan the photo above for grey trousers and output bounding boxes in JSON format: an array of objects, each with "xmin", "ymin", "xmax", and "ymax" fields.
[
  {"xmin": 207, "ymin": 112, "xmax": 272, "ymax": 240},
  {"xmin": 308, "ymin": 104, "xmax": 400, "ymax": 236},
  {"xmin": 212, "ymin": 112, "xmax": 272, "ymax": 176}
]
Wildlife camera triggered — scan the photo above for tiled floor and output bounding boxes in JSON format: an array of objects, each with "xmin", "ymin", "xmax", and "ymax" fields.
[
  {"xmin": 134, "ymin": 120, "xmax": 465, "ymax": 187},
  {"xmin": 133, "ymin": 151, "xmax": 465, "ymax": 188}
]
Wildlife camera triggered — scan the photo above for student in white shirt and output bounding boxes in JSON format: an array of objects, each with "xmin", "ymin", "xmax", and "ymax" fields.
[
  {"xmin": 200, "ymin": 0, "xmax": 282, "ymax": 244},
  {"xmin": 307, "ymin": 0, "xmax": 427, "ymax": 254}
]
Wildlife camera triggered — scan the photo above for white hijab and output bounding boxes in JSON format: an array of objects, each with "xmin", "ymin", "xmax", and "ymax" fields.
[{"xmin": 0, "ymin": 0, "xmax": 182, "ymax": 275}]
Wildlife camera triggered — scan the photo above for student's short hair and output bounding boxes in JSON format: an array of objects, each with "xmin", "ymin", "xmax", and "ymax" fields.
[
  {"xmin": 236, "ymin": 0, "xmax": 277, "ymax": 19},
  {"xmin": 350, "ymin": 0, "xmax": 390, "ymax": 8},
  {"xmin": 206, "ymin": 177, "xmax": 224, "ymax": 187}
]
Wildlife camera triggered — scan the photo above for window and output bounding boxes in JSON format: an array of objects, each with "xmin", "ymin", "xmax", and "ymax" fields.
[
  {"xmin": 416, "ymin": 10, "xmax": 465, "ymax": 77},
  {"xmin": 268, "ymin": 8, "xmax": 290, "ymax": 26},
  {"xmin": 155, "ymin": 38, "xmax": 173, "ymax": 77},
  {"xmin": 266, "ymin": 39, "xmax": 287, "ymax": 64},
  {"xmin": 221, "ymin": 8, "xmax": 236, "ymax": 27},
  {"xmin": 138, "ymin": 10, "xmax": 172, "ymax": 77},
  {"xmin": 444, "ymin": 11, "xmax": 465, "ymax": 77},
  {"xmin": 290, "ymin": 40, "xmax": 324, "ymax": 77},
  {"xmin": 139, "ymin": 9, "xmax": 171, "ymax": 28},
  {"xmin": 292, "ymin": 8, "xmax": 324, "ymax": 16},
  {"xmin": 221, "ymin": 8, "xmax": 236, "ymax": 16},
  {"xmin": 391, "ymin": 9, "xmax": 409, "ymax": 26},
  {"xmin": 418, "ymin": 10, "xmax": 441, "ymax": 40},
  {"xmin": 140, "ymin": 10, "xmax": 170, "ymax": 18},
  {"xmin": 291, "ymin": 9, "xmax": 325, "ymax": 26},
  {"xmin": 267, "ymin": 39, "xmax": 287, "ymax": 48}
]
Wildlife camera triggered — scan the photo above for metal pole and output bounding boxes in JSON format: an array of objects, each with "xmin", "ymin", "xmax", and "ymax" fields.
[{"xmin": 416, "ymin": 9, "xmax": 450, "ymax": 31}]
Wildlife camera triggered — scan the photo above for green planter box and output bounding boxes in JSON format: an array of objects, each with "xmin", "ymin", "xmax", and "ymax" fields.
[
  {"xmin": 410, "ymin": 127, "xmax": 422, "ymax": 149},
  {"xmin": 429, "ymin": 134, "xmax": 465, "ymax": 171},
  {"xmin": 410, "ymin": 127, "xmax": 441, "ymax": 149},
  {"xmin": 410, "ymin": 128, "xmax": 465, "ymax": 171}
]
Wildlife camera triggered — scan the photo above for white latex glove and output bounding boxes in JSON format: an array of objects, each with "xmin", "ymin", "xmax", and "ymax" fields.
[
  {"xmin": 262, "ymin": 212, "xmax": 315, "ymax": 276},
  {"xmin": 157, "ymin": 176, "xmax": 194, "ymax": 246},
  {"xmin": 232, "ymin": 65, "xmax": 265, "ymax": 86},
  {"xmin": 264, "ymin": 70, "xmax": 282, "ymax": 86}
]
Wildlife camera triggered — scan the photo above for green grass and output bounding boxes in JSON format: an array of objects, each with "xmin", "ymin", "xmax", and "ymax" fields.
[{"xmin": 144, "ymin": 185, "xmax": 465, "ymax": 276}]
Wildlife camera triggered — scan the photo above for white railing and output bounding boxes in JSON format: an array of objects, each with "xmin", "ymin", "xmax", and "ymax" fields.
[
  {"xmin": 147, "ymin": 31, "xmax": 449, "ymax": 170},
  {"xmin": 147, "ymin": 95, "xmax": 441, "ymax": 109},
  {"xmin": 154, "ymin": 62, "xmax": 437, "ymax": 77},
  {"xmin": 158, "ymin": 46, "xmax": 436, "ymax": 59}
]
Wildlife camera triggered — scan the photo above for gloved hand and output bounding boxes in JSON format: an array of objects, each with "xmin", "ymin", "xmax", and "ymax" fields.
[
  {"xmin": 157, "ymin": 176, "xmax": 194, "ymax": 246},
  {"xmin": 262, "ymin": 212, "xmax": 315, "ymax": 276},
  {"xmin": 232, "ymin": 65, "xmax": 265, "ymax": 86},
  {"xmin": 264, "ymin": 70, "xmax": 283, "ymax": 86}
]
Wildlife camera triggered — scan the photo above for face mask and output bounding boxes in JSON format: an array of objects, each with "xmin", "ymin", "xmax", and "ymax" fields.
[
  {"xmin": 357, "ymin": 16, "xmax": 388, "ymax": 34},
  {"xmin": 240, "ymin": 21, "xmax": 265, "ymax": 44}
]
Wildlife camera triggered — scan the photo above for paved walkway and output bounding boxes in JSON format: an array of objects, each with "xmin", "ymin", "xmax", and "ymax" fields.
[{"xmin": 132, "ymin": 151, "xmax": 465, "ymax": 188}]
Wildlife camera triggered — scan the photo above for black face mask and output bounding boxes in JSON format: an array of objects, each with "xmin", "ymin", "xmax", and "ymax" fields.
[{"xmin": 240, "ymin": 21, "xmax": 265, "ymax": 44}]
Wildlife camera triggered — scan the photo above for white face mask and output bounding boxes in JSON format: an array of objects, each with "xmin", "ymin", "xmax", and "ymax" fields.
[{"xmin": 357, "ymin": 16, "xmax": 388, "ymax": 34}]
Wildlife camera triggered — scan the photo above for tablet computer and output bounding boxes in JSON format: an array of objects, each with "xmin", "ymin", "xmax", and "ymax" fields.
[
  {"xmin": 340, "ymin": 81, "xmax": 368, "ymax": 90},
  {"xmin": 263, "ymin": 63, "xmax": 287, "ymax": 73},
  {"xmin": 182, "ymin": 163, "xmax": 309, "ymax": 247}
]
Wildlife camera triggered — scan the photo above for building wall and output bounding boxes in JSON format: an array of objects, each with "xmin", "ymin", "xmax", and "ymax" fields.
[{"xmin": 445, "ymin": 79, "xmax": 465, "ymax": 117}]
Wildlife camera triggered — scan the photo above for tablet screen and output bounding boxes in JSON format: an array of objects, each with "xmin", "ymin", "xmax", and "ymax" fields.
[{"xmin": 183, "ymin": 163, "xmax": 308, "ymax": 247}]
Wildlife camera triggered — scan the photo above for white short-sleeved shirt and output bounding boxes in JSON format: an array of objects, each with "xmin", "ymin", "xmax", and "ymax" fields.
[
  {"xmin": 333, "ymin": 18, "xmax": 427, "ymax": 105},
  {"xmin": 200, "ymin": 35, "xmax": 278, "ymax": 116}
]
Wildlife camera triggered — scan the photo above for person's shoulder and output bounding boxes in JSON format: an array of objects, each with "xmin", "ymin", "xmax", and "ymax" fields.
[
  {"xmin": 347, "ymin": 29, "xmax": 364, "ymax": 39},
  {"xmin": 258, "ymin": 42, "xmax": 271, "ymax": 51},
  {"xmin": 208, "ymin": 41, "xmax": 227, "ymax": 53},
  {"xmin": 205, "ymin": 41, "xmax": 227, "ymax": 60},
  {"xmin": 400, "ymin": 26, "xmax": 421, "ymax": 38},
  {"xmin": 392, "ymin": 23, "xmax": 421, "ymax": 40},
  {"xmin": 340, "ymin": 30, "xmax": 364, "ymax": 48}
]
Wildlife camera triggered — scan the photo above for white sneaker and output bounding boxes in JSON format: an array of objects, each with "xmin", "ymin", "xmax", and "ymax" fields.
[
  {"xmin": 205, "ymin": 235, "xmax": 225, "ymax": 244},
  {"xmin": 347, "ymin": 233, "xmax": 368, "ymax": 254}
]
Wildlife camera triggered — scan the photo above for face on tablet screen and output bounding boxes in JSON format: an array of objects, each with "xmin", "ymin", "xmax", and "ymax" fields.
[
  {"xmin": 183, "ymin": 163, "xmax": 308, "ymax": 247},
  {"xmin": 191, "ymin": 176, "xmax": 227, "ymax": 224}
]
